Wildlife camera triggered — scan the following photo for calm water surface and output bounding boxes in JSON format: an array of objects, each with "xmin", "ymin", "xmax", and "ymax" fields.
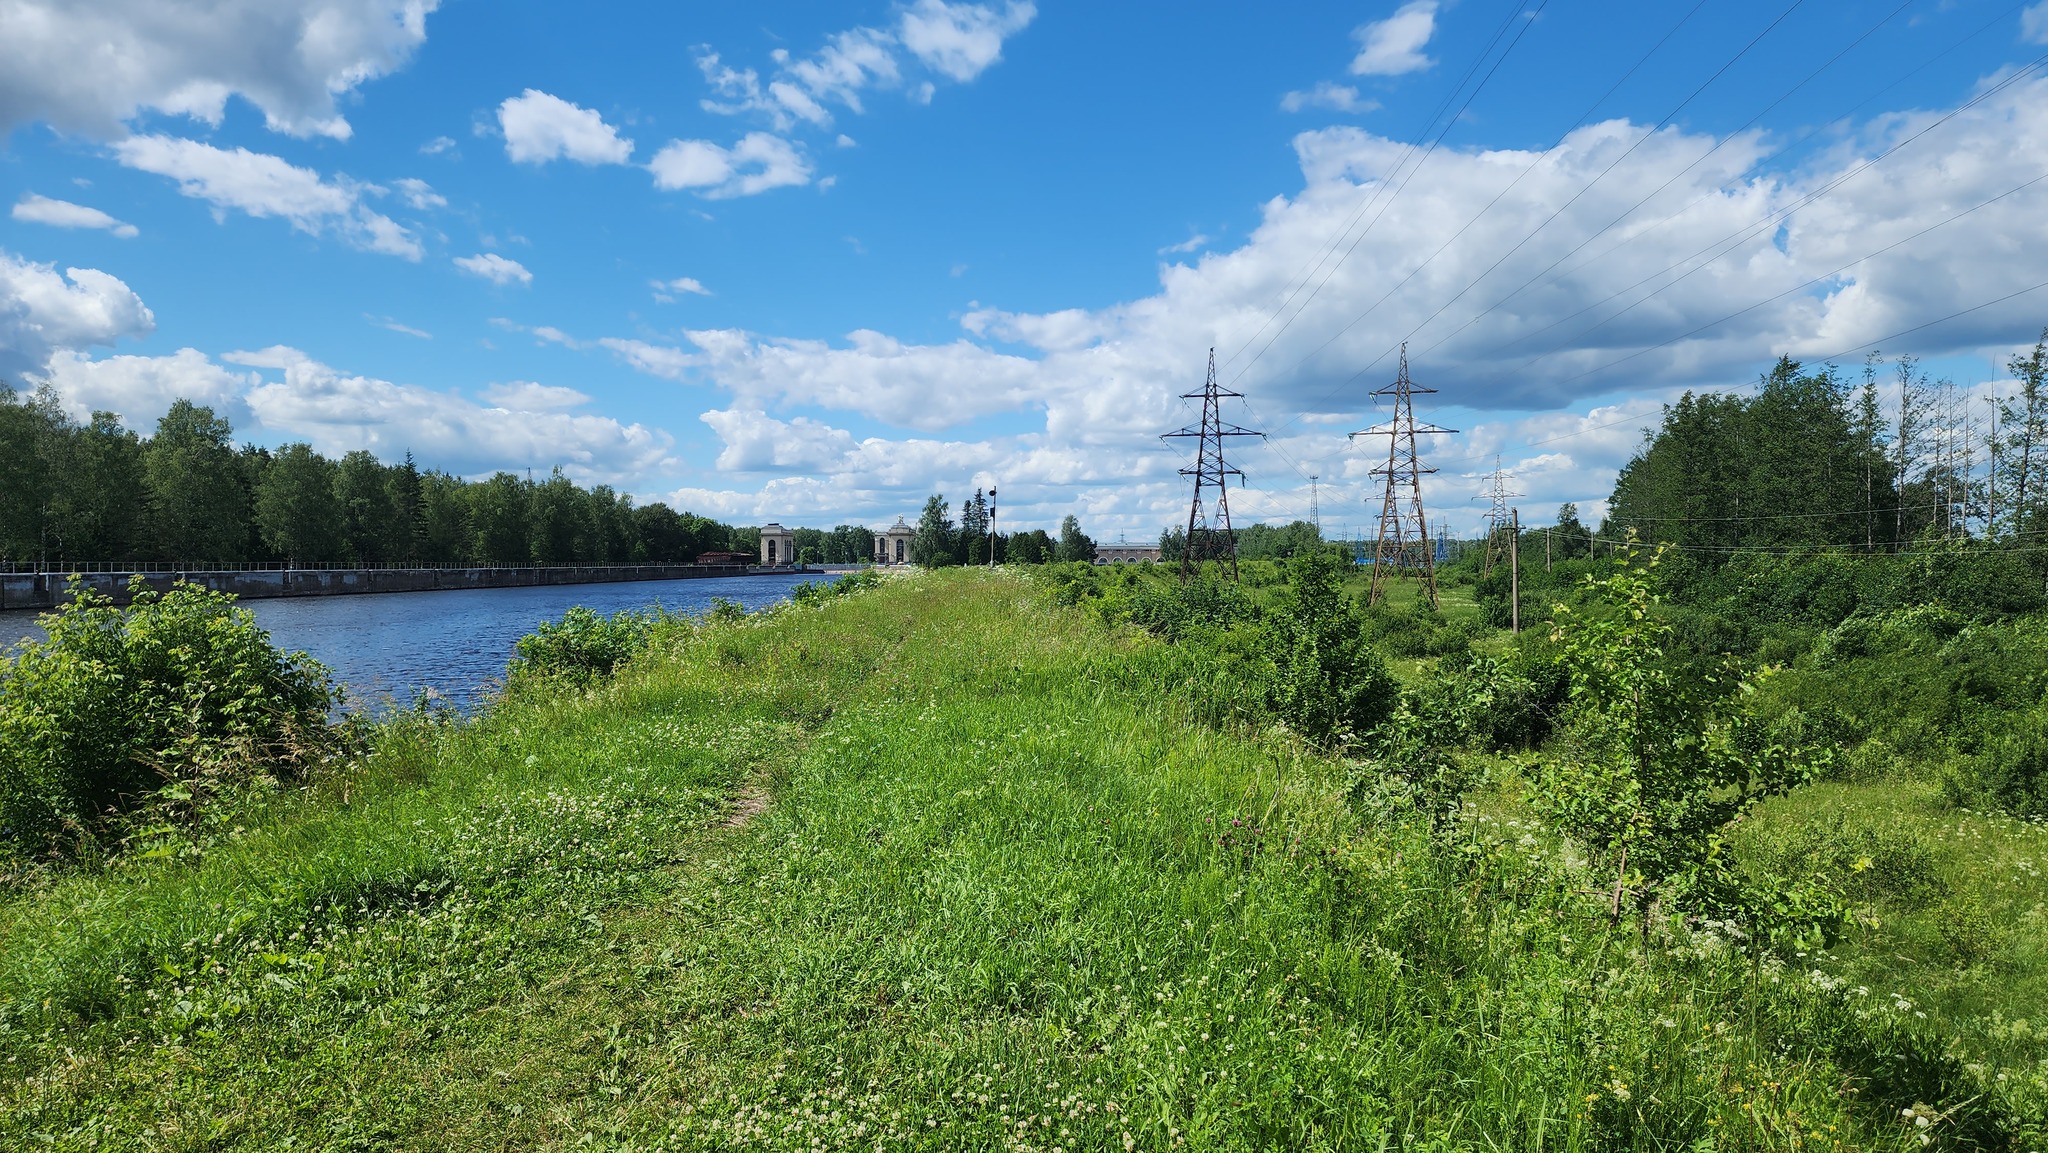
[{"xmin": 0, "ymin": 573, "xmax": 837, "ymax": 710}]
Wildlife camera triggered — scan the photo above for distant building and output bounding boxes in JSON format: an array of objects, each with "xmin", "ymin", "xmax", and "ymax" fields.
[
  {"xmin": 1095, "ymin": 545, "xmax": 1161, "ymax": 565},
  {"xmin": 873, "ymin": 516, "xmax": 914, "ymax": 565},
  {"xmin": 696, "ymin": 550, "xmax": 753, "ymax": 565},
  {"xmin": 758, "ymin": 523, "xmax": 796, "ymax": 567}
]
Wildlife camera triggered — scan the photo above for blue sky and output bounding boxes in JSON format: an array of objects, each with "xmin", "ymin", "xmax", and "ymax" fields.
[{"xmin": 5, "ymin": 0, "xmax": 2048, "ymax": 538}]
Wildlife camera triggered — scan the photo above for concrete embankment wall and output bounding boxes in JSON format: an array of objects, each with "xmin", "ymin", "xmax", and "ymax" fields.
[{"xmin": 0, "ymin": 564, "xmax": 755, "ymax": 611}]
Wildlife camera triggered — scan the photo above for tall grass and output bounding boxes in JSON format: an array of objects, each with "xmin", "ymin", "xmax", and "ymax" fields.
[{"xmin": 0, "ymin": 571, "xmax": 2035, "ymax": 1149}]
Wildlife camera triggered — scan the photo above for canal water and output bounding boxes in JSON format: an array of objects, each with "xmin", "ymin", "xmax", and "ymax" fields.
[{"xmin": 0, "ymin": 573, "xmax": 837, "ymax": 711}]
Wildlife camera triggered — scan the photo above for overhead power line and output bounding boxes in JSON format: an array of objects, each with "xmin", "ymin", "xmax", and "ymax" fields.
[
  {"xmin": 1222, "ymin": 0, "xmax": 1551, "ymax": 386},
  {"xmin": 1433, "ymin": 0, "xmax": 2036, "ymax": 365},
  {"xmin": 1482, "ymin": 51, "xmax": 2048, "ymax": 382}
]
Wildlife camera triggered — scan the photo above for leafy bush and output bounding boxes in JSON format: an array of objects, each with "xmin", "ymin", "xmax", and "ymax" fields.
[
  {"xmin": 1744, "ymin": 820, "xmax": 1950, "ymax": 911},
  {"xmin": 509, "ymin": 606, "xmax": 656, "ymax": 687},
  {"xmin": 1360, "ymin": 602, "xmax": 1481, "ymax": 658},
  {"xmin": 1947, "ymin": 704, "xmax": 2048, "ymax": 818},
  {"xmin": 1349, "ymin": 710, "xmax": 1481, "ymax": 833},
  {"xmin": 1106, "ymin": 569, "xmax": 1259, "ymax": 642},
  {"xmin": 0, "ymin": 579, "xmax": 335, "ymax": 857},
  {"xmin": 1405, "ymin": 651, "xmax": 1558, "ymax": 752},
  {"xmin": 789, "ymin": 569, "xmax": 885, "ymax": 607},
  {"xmin": 1269, "ymin": 552, "xmax": 1398, "ymax": 747},
  {"xmin": 1539, "ymin": 547, "xmax": 1829, "ymax": 922}
]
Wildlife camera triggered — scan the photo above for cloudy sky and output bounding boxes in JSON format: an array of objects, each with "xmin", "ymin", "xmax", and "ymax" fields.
[{"xmin": 5, "ymin": 0, "xmax": 2048, "ymax": 539}]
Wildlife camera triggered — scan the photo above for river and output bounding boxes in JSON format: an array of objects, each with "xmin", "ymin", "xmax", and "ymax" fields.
[{"xmin": 0, "ymin": 573, "xmax": 838, "ymax": 711}]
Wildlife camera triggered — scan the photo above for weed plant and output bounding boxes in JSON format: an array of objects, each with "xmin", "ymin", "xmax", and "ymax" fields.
[{"xmin": 0, "ymin": 579, "xmax": 336, "ymax": 862}]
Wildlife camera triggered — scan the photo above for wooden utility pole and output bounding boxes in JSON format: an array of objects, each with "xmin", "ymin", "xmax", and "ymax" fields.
[
  {"xmin": 1510, "ymin": 508, "xmax": 1521, "ymax": 634},
  {"xmin": 1545, "ymin": 525, "xmax": 1552, "ymax": 572}
]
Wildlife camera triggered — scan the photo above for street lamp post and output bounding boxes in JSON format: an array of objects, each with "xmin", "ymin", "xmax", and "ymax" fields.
[{"xmin": 987, "ymin": 487, "xmax": 998, "ymax": 567}]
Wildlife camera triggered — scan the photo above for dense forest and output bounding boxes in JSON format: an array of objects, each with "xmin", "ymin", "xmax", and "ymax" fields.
[
  {"xmin": 0, "ymin": 384, "xmax": 760, "ymax": 568},
  {"xmin": 1607, "ymin": 337, "xmax": 2048, "ymax": 552}
]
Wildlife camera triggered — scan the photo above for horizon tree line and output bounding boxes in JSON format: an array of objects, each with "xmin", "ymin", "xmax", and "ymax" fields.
[
  {"xmin": 0, "ymin": 386, "xmax": 748, "ymax": 568},
  {"xmin": 1606, "ymin": 334, "xmax": 2048, "ymax": 556}
]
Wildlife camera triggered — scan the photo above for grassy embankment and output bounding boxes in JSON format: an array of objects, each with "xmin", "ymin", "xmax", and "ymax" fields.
[{"xmin": 1, "ymin": 569, "xmax": 2034, "ymax": 1149}]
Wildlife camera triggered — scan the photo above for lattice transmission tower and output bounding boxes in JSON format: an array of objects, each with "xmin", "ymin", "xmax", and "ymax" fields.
[
  {"xmin": 1164, "ymin": 348, "xmax": 1263, "ymax": 580},
  {"xmin": 1479, "ymin": 455, "xmax": 1522, "ymax": 576},
  {"xmin": 1352, "ymin": 345, "xmax": 1456, "ymax": 608},
  {"xmin": 1308, "ymin": 474, "xmax": 1321, "ymax": 535}
]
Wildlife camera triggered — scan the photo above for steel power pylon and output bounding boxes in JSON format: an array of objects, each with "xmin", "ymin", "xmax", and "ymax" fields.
[
  {"xmin": 1352, "ymin": 344, "xmax": 1456, "ymax": 609},
  {"xmin": 1480, "ymin": 455, "xmax": 1522, "ymax": 576},
  {"xmin": 1309, "ymin": 474, "xmax": 1321, "ymax": 535},
  {"xmin": 1164, "ymin": 348, "xmax": 1263, "ymax": 580}
]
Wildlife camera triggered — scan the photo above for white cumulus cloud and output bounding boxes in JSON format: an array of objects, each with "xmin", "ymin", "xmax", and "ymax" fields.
[
  {"xmin": 391, "ymin": 177, "xmax": 445, "ymax": 209},
  {"xmin": 11, "ymin": 193, "xmax": 140, "ymax": 238},
  {"xmin": 647, "ymin": 133, "xmax": 811, "ymax": 198},
  {"xmin": 0, "ymin": 250, "xmax": 155, "ymax": 378},
  {"xmin": 111, "ymin": 135, "xmax": 422, "ymax": 258},
  {"xmin": 497, "ymin": 89, "xmax": 634, "ymax": 165},
  {"xmin": 480, "ymin": 380, "xmax": 589, "ymax": 410},
  {"xmin": 0, "ymin": 0, "xmax": 436, "ymax": 141},
  {"xmin": 227, "ymin": 345, "xmax": 675, "ymax": 482},
  {"xmin": 454, "ymin": 253, "xmax": 532, "ymax": 286},
  {"xmin": 34, "ymin": 347, "xmax": 255, "ymax": 426},
  {"xmin": 2025, "ymin": 2, "xmax": 2048, "ymax": 44},
  {"xmin": 897, "ymin": 0, "xmax": 1036, "ymax": 82},
  {"xmin": 700, "ymin": 407, "xmax": 858, "ymax": 472},
  {"xmin": 1352, "ymin": 1, "xmax": 1438, "ymax": 77},
  {"xmin": 696, "ymin": 0, "xmax": 1034, "ymax": 133}
]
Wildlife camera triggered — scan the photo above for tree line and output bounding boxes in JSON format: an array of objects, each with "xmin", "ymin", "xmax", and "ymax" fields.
[
  {"xmin": 0, "ymin": 386, "xmax": 751, "ymax": 567},
  {"xmin": 1607, "ymin": 333, "xmax": 2048, "ymax": 555},
  {"xmin": 906, "ymin": 491, "xmax": 1090, "ymax": 566}
]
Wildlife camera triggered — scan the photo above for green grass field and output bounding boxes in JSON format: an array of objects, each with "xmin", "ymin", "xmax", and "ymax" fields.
[{"xmin": 2, "ymin": 570, "xmax": 2041, "ymax": 1149}]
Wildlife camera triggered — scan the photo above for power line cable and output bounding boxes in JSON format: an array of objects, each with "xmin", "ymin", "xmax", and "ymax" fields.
[
  {"xmin": 1225, "ymin": 0, "xmax": 1712, "ymax": 397},
  {"xmin": 1443, "ymin": 0, "xmax": 2035, "ymax": 365},
  {"xmin": 1263, "ymin": 0, "xmax": 1812, "ymax": 408},
  {"xmin": 1222, "ymin": 0, "xmax": 1551, "ymax": 385},
  {"xmin": 1482, "ymin": 51, "xmax": 2048, "ymax": 380},
  {"xmin": 1216, "ymin": 0, "xmax": 1535, "ymax": 373}
]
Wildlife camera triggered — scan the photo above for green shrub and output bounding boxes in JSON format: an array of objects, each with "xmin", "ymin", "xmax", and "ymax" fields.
[
  {"xmin": 1406, "ymin": 651, "xmax": 1556, "ymax": 752},
  {"xmin": 706, "ymin": 597, "xmax": 748, "ymax": 625},
  {"xmin": 1362, "ymin": 602, "xmax": 1476, "ymax": 658},
  {"xmin": 508, "ymin": 606, "xmax": 657, "ymax": 687},
  {"xmin": 1269, "ymin": 552, "xmax": 1398, "ymax": 747},
  {"xmin": 1747, "ymin": 820, "xmax": 1951, "ymax": 911},
  {"xmin": 790, "ymin": 569, "xmax": 885, "ymax": 607},
  {"xmin": 1539, "ymin": 546, "xmax": 1827, "ymax": 918},
  {"xmin": 1106, "ymin": 569, "xmax": 1258, "ymax": 642},
  {"xmin": 1947, "ymin": 706, "xmax": 2048, "ymax": 819},
  {"xmin": 0, "ymin": 579, "xmax": 335, "ymax": 857},
  {"xmin": 1934, "ymin": 893, "xmax": 2004, "ymax": 965},
  {"xmin": 1349, "ymin": 710, "xmax": 1481, "ymax": 833}
]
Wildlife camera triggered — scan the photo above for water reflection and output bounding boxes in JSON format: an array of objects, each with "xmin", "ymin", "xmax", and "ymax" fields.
[{"xmin": 0, "ymin": 573, "xmax": 837, "ymax": 711}]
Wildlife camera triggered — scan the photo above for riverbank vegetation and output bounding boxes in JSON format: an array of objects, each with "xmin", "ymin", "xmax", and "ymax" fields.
[
  {"xmin": 8, "ymin": 344, "xmax": 2048, "ymax": 1147},
  {"xmin": 4, "ymin": 557, "xmax": 2046, "ymax": 1149}
]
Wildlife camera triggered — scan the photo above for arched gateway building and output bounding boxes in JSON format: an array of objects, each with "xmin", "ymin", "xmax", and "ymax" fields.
[
  {"xmin": 754, "ymin": 517, "xmax": 916, "ymax": 567},
  {"xmin": 873, "ymin": 517, "xmax": 914, "ymax": 565}
]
